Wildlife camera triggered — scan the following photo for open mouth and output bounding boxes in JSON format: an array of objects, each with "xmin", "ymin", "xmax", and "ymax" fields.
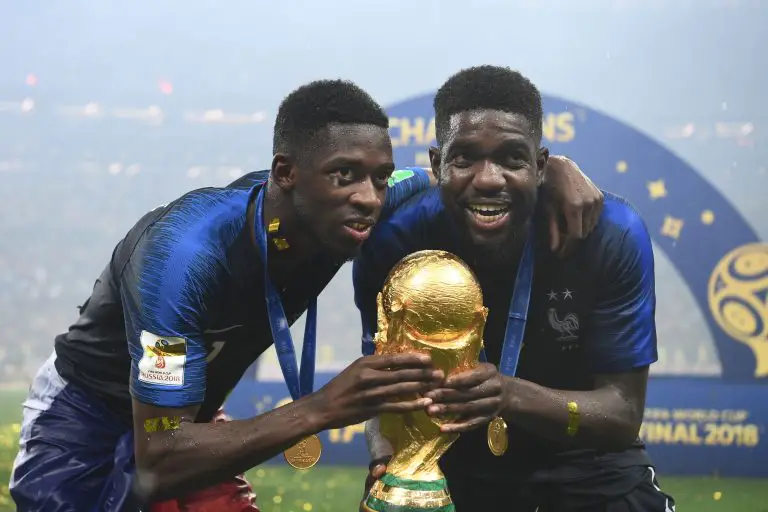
[
  {"xmin": 465, "ymin": 203, "xmax": 511, "ymax": 230},
  {"xmin": 342, "ymin": 220, "xmax": 374, "ymax": 243}
]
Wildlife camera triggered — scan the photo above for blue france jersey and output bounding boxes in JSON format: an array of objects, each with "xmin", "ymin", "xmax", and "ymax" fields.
[
  {"xmin": 353, "ymin": 183, "xmax": 658, "ymax": 477},
  {"xmin": 54, "ymin": 167, "xmax": 431, "ymax": 420}
]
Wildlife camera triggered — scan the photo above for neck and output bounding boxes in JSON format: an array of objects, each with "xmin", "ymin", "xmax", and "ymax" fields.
[
  {"xmin": 472, "ymin": 250, "xmax": 522, "ymax": 280},
  {"xmin": 467, "ymin": 230, "xmax": 527, "ymax": 274},
  {"xmin": 251, "ymin": 183, "xmax": 318, "ymax": 278}
]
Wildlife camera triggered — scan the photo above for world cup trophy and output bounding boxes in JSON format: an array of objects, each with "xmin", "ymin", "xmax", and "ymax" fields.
[{"xmin": 362, "ymin": 250, "xmax": 487, "ymax": 512}]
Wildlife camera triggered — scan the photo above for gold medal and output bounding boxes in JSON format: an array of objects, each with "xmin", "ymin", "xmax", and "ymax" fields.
[
  {"xmin": 284, "ymin": 434, "xmax": 322, "ymax": 469},
  {"xmin": 487, "ymin": 416, "xmax": 508, "ymax": 456}
]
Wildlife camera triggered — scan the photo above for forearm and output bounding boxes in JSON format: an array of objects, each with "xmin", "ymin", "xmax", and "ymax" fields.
[
  {"xmin": 502, "ymin": 377, "xmax": 641, "ymax": 450},
  {"xmin": 137, "ymin": 395, "xmax": 325, "ymax": 501}
]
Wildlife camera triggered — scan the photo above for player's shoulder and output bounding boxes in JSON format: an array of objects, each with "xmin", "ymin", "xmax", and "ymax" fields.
[
  {"xmin": 157, "ymin": 186, "xmax": 253, "ymax": 246},
  {"xmin": 225, "ymin": 169, "xmax": 270, "ymax": 190},
  {"xmin": 381, "ymin": 166, "xmax": 434, "ymax": 213},
  {"xmin": 130, "ymin": 181, "xmax": 260, "ymax": 275},
  {"xmin": 370, "ymin": 185, "xmax": 442, "ymax": 243},
  {"xmin": 382, "ymin": 167, "xmax": 443, "ymax": 223},
  {"xmin": 591, "ymin": 191, "xmax": 650, "ymax": 246},
  {"xmin": 578, "ymin": 191, "xmax": 652, "ymax": 270},
  {"xmin": 388, "ymin": 167, "xmax": 427, "ymax": 188},
  {"xmin": 118, "ymin": 182, "xmax": 260, "ymax": 313}
]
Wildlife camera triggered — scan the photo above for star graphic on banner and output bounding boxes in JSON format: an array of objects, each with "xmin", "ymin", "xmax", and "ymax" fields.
[
  {"xmin": 616, "ymin": 161, "xmax": 628, "ymax": 173},
  {"xmin": 547, "ymin": 290, "xmax": 558, "ymax": 301},
  {"xmin": 647, "ymin": 180, "xmax": 668, "ymax": 200},
  {"xmin": 661, "ymin": 216, "xmax": 685, "ymax": 240},
  {"xmin": 701, "ymin": 209, "xmax": 715, "ymax": 225},
  {"xmin": 562, "ymin": 289, "xmax": 574, "ymax": 299}
]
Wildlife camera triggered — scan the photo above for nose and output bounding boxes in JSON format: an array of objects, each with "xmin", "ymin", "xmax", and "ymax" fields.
[
  {"xmin": 472, "ymin": 161, "xmax": 506, "ymax": 197},
  {"xmin": 349, "ymin": 178, "xmax": 382, "ymax": 214}
]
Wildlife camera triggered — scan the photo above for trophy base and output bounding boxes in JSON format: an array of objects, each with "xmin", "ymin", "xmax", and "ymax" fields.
[{"xmin": 362, "ymin": 473, "xmax": 455, "ymax": 512}]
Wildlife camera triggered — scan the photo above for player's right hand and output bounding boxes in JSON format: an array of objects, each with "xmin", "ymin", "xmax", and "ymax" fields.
[{"xmin": 315, "ymin": 354, "xmax": 443, "ymax": 430}]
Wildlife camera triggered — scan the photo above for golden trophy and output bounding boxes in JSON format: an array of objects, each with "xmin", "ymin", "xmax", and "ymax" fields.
[{"xmin": 362, "ymin": 250, "xmax": 487, "ymax": 512}]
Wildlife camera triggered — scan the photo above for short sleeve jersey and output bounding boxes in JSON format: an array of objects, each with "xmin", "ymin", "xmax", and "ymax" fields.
[
  {"xmin": 54, "ymin": 167, "xmax": 432, "ymax": 421},
  {"xmin": 353, "ymin": 180, "xmax": 657, "ymax": 485}
]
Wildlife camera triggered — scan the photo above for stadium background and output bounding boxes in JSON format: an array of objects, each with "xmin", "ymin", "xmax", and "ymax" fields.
[{"xmin": 1, "ymin": 0, "xmax": 766, "ymax": 510}]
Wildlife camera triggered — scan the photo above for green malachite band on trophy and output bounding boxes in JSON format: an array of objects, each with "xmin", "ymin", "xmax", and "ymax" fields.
[
  {"xmin": 364, "ymin": 496, "xmax": 456, "ymax": 512},
  {"xmin": 365, "ymin": 475, "xmax": 453, "ymax": 511},
  {"xmin": 379, "ymin": 474, "xmax": 448, "ymax": 491}
]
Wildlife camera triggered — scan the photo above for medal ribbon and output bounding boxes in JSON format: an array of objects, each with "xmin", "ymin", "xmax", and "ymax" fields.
[
  {"xmin": 479, "ymin": 224, "xmax": 535, "ymax": 377},
  {"xmin": 254, "ymin": 187, "xmax": 317, "ymax": 401}
]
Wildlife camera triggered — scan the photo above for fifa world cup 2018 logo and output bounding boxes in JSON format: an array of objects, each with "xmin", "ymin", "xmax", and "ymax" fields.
[{"xmin": 708, "ymin": 243, "xmax": 768, "ymax": 377}]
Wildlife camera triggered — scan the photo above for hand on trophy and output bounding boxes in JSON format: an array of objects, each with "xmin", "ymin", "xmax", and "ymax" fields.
[
  {"xmin": 363, "ymin": 461, "xmax": 391, "ymax": 500},
  {"xmin": 315, "ymin": 353, "xmax": 444, "ymax": 430},
  {"xmin": 424, "ymin": 362, "xmax": 508, "ymax": 433}
]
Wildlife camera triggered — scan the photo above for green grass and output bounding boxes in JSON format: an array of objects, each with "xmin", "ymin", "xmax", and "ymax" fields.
[
  {"xmin": 245, "ymin": 465, "xmax": 368, "ymax": 512},
  {"xmin": 245, "ymin": 467, "xmax": 768, "ymax": 512},
  {"xmin": 0, "ymin": 388, "xmax": 765, "ymax": 511}
]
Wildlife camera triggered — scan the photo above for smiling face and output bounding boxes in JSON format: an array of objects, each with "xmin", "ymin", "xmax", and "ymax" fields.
[
  {"xmin": 431, "ymin": 109, "xmax": 547, "ymax": 264},
  {"xmin": 289, "ymin": 123, "xmax": 395, "ymax": 259}
]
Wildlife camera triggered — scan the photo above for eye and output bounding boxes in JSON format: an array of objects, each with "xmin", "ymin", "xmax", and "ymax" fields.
[
  {"xmin": 451, "ymin": 154, "xmax": 473, "ymax": 169},
  {"xmin": 503, "ymin": 157, "xmax": 527, "ymax": 170},
  {"xmin": 373, "ymin": 170, "xmax": 392, "ymax": 188},
  {"xmin": 333, "ymin": 168, "xmax": 355, "ymax": 183},
  {"xmin": 499, "ymin": 149, "xmax": 530, "ymax": 170}
]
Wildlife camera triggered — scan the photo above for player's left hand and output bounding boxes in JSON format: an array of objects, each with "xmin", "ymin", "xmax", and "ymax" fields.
[
  {"xmin": 541, "ymin": 155, "xmax": 604, "ymax": 257},
  {"xmin": 423, "ymin": 362, "xmax": 506, "ymax": 433}
]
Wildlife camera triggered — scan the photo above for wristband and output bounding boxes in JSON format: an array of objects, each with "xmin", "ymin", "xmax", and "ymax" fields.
[{"xmin": 566, "ymin": 401, "xmax": 580, "ymax": 437}]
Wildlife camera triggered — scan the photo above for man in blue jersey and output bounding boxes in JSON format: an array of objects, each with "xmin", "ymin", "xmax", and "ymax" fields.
[
  {"xmin": 10, "ymin": 78, "xmax": 602, "ymax": 512},
  {"xmin": 356, "ymin": 66, "xmax": 676, "ymax": 511}
]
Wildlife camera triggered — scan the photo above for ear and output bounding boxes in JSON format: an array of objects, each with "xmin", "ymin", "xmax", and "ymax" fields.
[
  {"xmin": 270, "ymin": 153, "xmax": 298, "ymax": 193},
  {"xmin": 536, "ymin": 147, "xmax": 550, "ymax": 187},
  {"xmin": 428, "ymin": 146, "xmax": 442, "ymax": 183}
]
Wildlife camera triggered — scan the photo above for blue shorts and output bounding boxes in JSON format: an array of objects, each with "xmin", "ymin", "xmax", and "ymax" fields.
[{"xmin": 10, "ymin": 352, "xmax": 142, "ymax": 512}]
